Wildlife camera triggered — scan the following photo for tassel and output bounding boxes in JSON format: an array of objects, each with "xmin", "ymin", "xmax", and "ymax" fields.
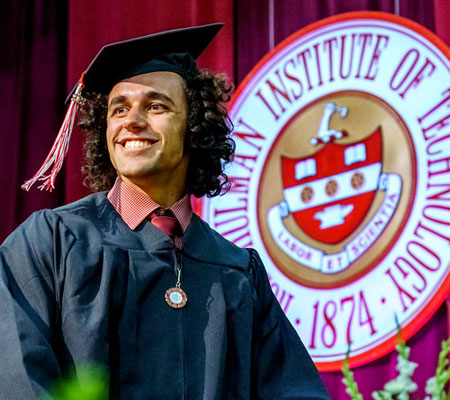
[{"xmin": 22, "ymin": 73, "xmax": 85, "ymax": 192}]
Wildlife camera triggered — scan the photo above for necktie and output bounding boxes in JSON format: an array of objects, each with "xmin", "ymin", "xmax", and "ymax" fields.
[
  {"xmin": 150, "ymin": 208, "xmax": 181, "ymax": 240},
  {"xmin": 150, "ymin": 208, "xmax": 187, "ymax": 309}
]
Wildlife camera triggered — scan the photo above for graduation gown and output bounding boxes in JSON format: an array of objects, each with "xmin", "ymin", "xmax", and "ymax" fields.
[{"xmin": 0, "ymin": 192, "xmax": 330, "ymax": 399}]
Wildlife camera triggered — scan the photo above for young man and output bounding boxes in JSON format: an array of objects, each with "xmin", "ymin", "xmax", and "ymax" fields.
[{"xmin": 0, "ymin": 24, "xmax": 330, "ymax": 399}]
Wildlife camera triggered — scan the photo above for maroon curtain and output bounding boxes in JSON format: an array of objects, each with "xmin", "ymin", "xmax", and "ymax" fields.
[
  {"xmin": 2, "ymin": 0, "xmax": 449, "ymax": 398},
  {"xmin": 1, "ymin": 0, "xmax": 67, "ymax": 242},
  {"xmin": 434, "ymin": 0, "xmax": 450, "ymax": 46}
]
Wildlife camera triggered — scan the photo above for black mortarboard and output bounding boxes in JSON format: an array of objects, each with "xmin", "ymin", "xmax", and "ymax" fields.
[
  {"xmin": 66, "ymin": 22, "xmax": 223, "ymax": 102},
  {"xmin": 23, "ymin": 23, "xmax": 223, "ymax": 191}
]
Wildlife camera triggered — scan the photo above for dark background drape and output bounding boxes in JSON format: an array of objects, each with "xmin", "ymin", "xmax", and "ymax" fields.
[{"xmin": 2, "ymin": 1, "xmax": 449, "ymax": 398}]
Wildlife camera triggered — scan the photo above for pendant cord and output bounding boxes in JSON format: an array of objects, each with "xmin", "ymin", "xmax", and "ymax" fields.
[{"xmin": 176, "ymin": 267, "xmax": 182, "ymax": 288}]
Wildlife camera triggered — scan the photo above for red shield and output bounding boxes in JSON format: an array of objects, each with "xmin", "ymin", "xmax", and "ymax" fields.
[{"xmin": 281, "ymin": 128, "xmax": 382, "ymax": 244}]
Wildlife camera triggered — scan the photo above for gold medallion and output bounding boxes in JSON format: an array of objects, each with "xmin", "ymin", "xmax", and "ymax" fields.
[{"xmin": 165, "ymin": 287, "xmax": 187, "ymax": 309}]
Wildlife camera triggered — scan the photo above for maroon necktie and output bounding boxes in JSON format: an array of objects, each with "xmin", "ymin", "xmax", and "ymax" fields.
[
  {"xmin": 150, "ymin": 208, "xmax": 181, "ymax": 240},
  {"xmin": 150, "ymin": 208, "xmax": 187, "ymax": 309}
]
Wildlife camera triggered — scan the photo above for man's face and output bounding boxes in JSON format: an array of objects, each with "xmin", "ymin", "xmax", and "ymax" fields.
[{"xmin": 106, "ymin": 71, "xmax": 189, "ymax": 190}]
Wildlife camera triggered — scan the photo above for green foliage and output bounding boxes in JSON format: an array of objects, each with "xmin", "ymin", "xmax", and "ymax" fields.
[
  {"xmin": 372, "ymin": 339, "xmax": 418, "ymax": 400},
  {"xmin": 425, "ymin": 339, "xmax": 450, "ymax": 400},
  {"xmin": 342, "ymin": 347, "xmax": 363, "ymax": 400},
  {"xmin": 41, "ymin": 364, "xmax": 109, "ymax": 400},
  {"xmin": 342, "ymin": 326, "xmax": 450, "ymax": 400}
]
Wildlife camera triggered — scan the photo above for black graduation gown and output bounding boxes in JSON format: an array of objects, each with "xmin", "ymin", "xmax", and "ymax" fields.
[{"xmin": 0, "ymin": 192, "xmax": 330, "ymax": 399}]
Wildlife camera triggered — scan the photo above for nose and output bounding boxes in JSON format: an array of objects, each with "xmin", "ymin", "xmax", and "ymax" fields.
[{"xmin": 123, "ymin": 106, "xmax": 147, "ymax": 132}]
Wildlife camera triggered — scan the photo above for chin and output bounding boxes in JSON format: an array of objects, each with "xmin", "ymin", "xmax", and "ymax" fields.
[
  {"xmin": 120, "ymin": 172, "xmax": 153, "ymax": 182},
  {"xmin": 116, "ymin": 164, "xmax": 158, "ymax": 179}
]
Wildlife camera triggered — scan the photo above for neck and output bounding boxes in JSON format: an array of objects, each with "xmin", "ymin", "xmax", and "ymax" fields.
[{"xmin": 119, "ymin": 174, "xmax": 187, "ymax": 207}]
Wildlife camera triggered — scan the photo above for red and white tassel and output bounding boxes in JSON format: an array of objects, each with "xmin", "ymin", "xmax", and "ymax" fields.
[{"xmin": 22, "ymin": 73, "xmax": 85, "ymax": 192}]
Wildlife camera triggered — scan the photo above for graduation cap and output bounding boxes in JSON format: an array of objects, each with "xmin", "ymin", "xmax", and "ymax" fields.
[{"xmin": 22, "ymin": 23, "xmax": 223, "ymax": 191}]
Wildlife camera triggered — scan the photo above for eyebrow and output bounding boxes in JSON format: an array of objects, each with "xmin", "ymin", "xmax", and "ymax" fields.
[
  {"xmin": 109, "ymin": 91, "xmax": 175, "ymax": 107},
  {"xmin": 146, "ymin": 91, "xmax": 175, "ymax": 106},
  {"xmin": 109, "ymin": 95, "xmax": 126, "ymax": 107}
]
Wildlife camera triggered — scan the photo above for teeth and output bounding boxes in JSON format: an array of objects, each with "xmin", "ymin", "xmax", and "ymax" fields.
[{"xmin": 124, "ymin": 140, "xmax": 151, "ymax": 149}]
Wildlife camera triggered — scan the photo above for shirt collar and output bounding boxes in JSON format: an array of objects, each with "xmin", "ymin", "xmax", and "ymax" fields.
[{"xmin": 107, "ymin": 178, "xmax": 193, "ymax": 231}]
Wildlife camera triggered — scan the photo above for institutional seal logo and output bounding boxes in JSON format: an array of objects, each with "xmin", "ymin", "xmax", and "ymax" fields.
[{"xmin": 202, "ymin": 12, "xmax": 450, "ymax": 370}]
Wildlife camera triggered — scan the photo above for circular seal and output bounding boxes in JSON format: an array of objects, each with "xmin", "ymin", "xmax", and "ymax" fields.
[{"xmin": 202, "ymin": 11, "xmax": 450, "ymax": 370}]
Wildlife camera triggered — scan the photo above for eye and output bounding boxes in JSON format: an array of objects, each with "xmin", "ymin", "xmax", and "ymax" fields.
[
  {"xmin": 149, "ymin": 103, "xmax": 168, "ymax": 112},
  {"xmin": 115, "ymin": 106, "xmax": 128, "ymax": 115},
  {"xmin": 109, "ymin": 105, "xmax": 128, "ymax": 117}
]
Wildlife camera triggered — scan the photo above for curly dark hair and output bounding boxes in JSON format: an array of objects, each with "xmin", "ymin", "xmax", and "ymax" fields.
[{"xmin": 78, "ymin": 69, "xmax": 235, "ymax": 198}]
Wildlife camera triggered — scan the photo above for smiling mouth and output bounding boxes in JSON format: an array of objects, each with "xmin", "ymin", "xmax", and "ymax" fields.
[{"xmin": 121, "ymin": 139, "xmax": 157, "ymax": 149}]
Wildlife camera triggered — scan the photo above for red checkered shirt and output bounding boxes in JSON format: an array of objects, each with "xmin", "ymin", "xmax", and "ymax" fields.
[{"xmin": 107, "ymin": 178, "xmax": 192, "ymax": 247}]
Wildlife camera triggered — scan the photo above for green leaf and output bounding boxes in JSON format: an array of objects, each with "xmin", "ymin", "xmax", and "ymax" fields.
[
  {"xmin": 342, "ymin": 346, "xmax": 364, "ymax": 400},
  {"xmin": 41, "ymin": 364, "xmax": 109, "ymax": 400}
]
